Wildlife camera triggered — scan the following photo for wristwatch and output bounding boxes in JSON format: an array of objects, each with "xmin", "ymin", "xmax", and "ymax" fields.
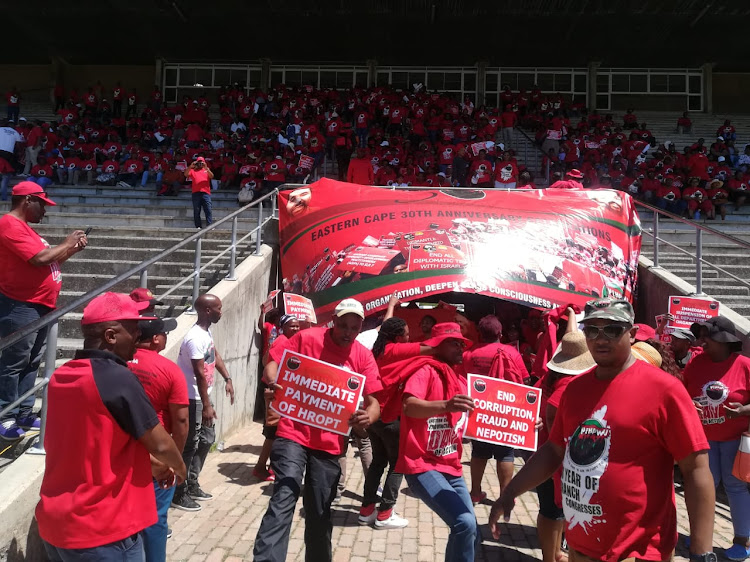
[{"xmin": 690, "ymin": 552, "xmax": 717, "ymax": 562}]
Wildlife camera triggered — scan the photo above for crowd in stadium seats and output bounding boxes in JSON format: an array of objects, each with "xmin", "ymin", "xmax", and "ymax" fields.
[
  {"xmin": 531, "ymin": 108, "xmax": 747, "ymax": 220},
  {"xmin": 1, "ymin": 81, "xmax": 747, "ymax": 221},
  {"xmin": 1, "ymin": 82, "xmax": 571, "ymax": 198}
]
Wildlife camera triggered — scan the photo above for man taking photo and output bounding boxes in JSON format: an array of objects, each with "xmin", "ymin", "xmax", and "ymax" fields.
[
  {"xmin": 0, "ymin": 182, "xmax": 87, "ymax": 440},
  {"xmin": 489, "ymin": 298, "xmax": 716, "ymax": 562}
]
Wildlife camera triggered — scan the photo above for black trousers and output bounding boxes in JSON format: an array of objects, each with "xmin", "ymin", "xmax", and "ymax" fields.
[
  {"xmin": 362, "ymin": 419, "xmax": 403, "ymax": 511},
  {"xmin": 253, "ymin": 437, "xmax": 341, "ymax": 562},
  {"xmin": 174, "ymin": 399, "xmax": 214, "ymax": 498}
]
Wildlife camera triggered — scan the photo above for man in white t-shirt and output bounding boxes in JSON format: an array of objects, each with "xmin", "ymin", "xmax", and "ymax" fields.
[
  {"xmin": 0, "ymin": 119, "xmax": 22, "ymax": 168},
  {"xmin": 172, "ymin": 293, "xmax": 235, "ymax": 512}
]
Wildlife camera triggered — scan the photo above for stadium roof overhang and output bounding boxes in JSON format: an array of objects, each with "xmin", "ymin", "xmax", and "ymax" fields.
[{"xmin": 7, "ymin": 0, "xmax": 750, "ymax": 70}]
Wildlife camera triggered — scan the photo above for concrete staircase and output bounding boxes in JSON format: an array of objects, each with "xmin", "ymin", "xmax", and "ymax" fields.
[
  {"xmin": 633, "ymin": 110, "xmax": 750, "ymax": 154},
  {"xmin": 639, "ymin": 220, "xmax": 750, "ymax": 318}
]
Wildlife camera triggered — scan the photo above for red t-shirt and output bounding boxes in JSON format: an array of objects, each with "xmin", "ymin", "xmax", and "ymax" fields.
[
  {"xmin": 396, "ymin": 365, "xmax": 468, "ymax": 476},
  {"xmin": 188, "ymin": 169, "xmax": 211, "ymax": 194},
  {"xmin": 376, "ymin": 342, "xmax": 421, "ymax": 369},
  {"xmin": 129, "ymin": 348, "xmax": 189, "ymax": 434},
  {"xmin": 549, "ymin": 362, "xmax": 708, "ymax": 562},
  {"xmin": 269, "ymin": 327, "xmax": 380, "ymax": 455},
  {"xmin": 463, "ymin": 342, "xmax": 527, "ymax": 379},
  {"xmin": 684, "ymin": 353, "xmax": 750, "ymax": 442},
  {"xmin": 0, "ymin": 214, "xmax": 61, "ymax": 308}
]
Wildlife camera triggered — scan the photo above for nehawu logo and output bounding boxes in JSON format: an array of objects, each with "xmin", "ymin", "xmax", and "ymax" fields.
[
  {"xmin": 286, "ymin": 356, "xmax": 301, "ymax": 370},
  {"xmin": 473, "ymin": 379, "xmax": 486, "ymax": 393},
  {"xmin": 569, "ymin": 419, "xmax": 611, "ymax": 467},
  {"xmin": 347, "ymin": 377, "xmax": 360, "ymax": 391}
]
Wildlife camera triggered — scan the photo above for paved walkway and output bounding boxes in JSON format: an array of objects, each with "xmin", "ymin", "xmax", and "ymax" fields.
[{"xmin": 167, "ymin": 422, "xmax": 734, "ymax": 562}]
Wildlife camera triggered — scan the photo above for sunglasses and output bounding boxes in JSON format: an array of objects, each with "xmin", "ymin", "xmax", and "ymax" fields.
[{"xmin": 582, "ymin": 324, "xmax": 631, "ymax": 340}]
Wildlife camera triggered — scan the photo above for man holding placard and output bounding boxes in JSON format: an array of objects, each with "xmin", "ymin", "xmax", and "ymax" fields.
[
  {"xmin": 253, "ymin": 298, "xmax": 381, "ymax": 562},
  {"xmin": 489, "ymin": 298, "xmax": 716, "ymax": 562}
]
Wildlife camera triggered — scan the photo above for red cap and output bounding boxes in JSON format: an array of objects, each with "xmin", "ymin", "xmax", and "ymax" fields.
[
  {"xmin": 634, "ymin": 323, "xmax": 656, "ymax": 342},
  {"xmin": 11, "ymin": 181, "xmax": 56, "ymax": 206},
  {"xmin": 422, "ymin": 322, "xmax": 473, "ymax": 349},
  {"xmin": 82, "ymin": 292, "xmax": 157, "ymax": 325},
  {"xmin": 129, "ymin": 287, "xmax": 164, "ymax": 306},
  {"xmin": 566, "ymin": 169, "xmax": 584, "ymax": 180}
]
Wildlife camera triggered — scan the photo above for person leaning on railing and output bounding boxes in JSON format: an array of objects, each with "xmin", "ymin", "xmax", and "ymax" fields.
[{"xmin": 0, "ymin": 182, "xmax": 88, "ymax": 441}]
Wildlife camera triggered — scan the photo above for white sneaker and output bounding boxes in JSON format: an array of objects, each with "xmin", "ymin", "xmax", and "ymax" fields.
[
  {"xmin": 358, "ymin": 510, "xmax": 377, "ymax": 526},
  {"xmin": 374, "ymin": 512, "xmax": 409, "ymax": 529}
]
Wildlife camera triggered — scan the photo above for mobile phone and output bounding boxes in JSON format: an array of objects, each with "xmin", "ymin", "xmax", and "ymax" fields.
[{"xmin": 84, "ymin": 227, "xmax": 93, "ymax": 236}]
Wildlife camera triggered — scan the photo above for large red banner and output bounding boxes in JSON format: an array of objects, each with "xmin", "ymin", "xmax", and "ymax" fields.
[{"xmin": 279, "ymin": 180, "xmax": 641, "ymax": 321}]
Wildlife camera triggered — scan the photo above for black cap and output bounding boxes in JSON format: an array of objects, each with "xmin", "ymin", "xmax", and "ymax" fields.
[
  {"xmin": 138, "ymin": 318, "xmax": 178, "ymax": 340},
  {"xmin": 699, "ymin": 317, "xmax": 740, "ymax": 344}
]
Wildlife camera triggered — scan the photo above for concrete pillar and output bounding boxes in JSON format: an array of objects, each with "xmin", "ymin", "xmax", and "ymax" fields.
[
  {"xmin": 50, "ymin": 57, "xmax": 67, "ymax": 104},
  {"xmin": 476, "ymin": 60, "xmax": 488, "ymax": 105},
  {"xmin": 587, "ymin": 61, "xmax": 600, "ymax": 110},
  {"xmin": 702, "ymin": 62, "xmax": 713, "ymax": 114},
  {"xmin": 366, "ymin": 59, "xmax": 378, "ymax": 87},
  {"xmin": 154, "ymin": 58, "xmax": 164, "ymax": 89},
  {"xmin": 260, "ymin": 58, "xmax": 272, "ymax": 90}
]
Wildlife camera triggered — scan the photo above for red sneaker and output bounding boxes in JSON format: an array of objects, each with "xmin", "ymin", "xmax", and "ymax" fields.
[{"xmin": 252, "ymin": 467, "xmax": 275, "ymax": 482}]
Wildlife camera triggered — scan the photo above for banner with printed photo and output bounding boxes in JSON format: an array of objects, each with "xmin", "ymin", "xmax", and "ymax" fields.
[
  {"xmin": 270, "ymin": 350, "xmax": 365, "ymax": 436},
  {"xmin": 278, "ymin": 179, "xmax": 642, "ymax": 322},
  {"xmin": 465, "ymin": 374, "xmax": 541, "ymax": 452}
]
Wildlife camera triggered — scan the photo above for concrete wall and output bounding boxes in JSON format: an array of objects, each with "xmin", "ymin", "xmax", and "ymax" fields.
[
  {"xmin": 161, "ymin": 244, "xmax": 275, "ymax": 441},
  {"xmin": 637, "ymin": 255, "xmax": 750, "ymax": 354},
  {"xmin": 65, "ymin": 65, "xmax": 157, "ymax": 99},
  {"xmin": 0, "ymin": 63, "xmax": 156, "ymax": 102},
  {"xmin": 0, "ymin": 245, "xmax": 275, "ymax": 560},
  {"xmin": 0, "ymin": 65, "xmax": 52, "ymax": 98},
  {"xmin": 713, "ymin": 73, "xmax": 750, "ymax": 115}
]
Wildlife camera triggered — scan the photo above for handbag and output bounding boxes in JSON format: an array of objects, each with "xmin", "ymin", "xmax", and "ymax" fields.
[{"xmin": 732, "ymin": 432, "xmax": 750, "ymax": 483}]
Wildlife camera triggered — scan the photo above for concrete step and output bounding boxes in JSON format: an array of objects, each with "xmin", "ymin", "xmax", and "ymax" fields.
[
  {"xmin": 643, "ymin": 253, "xmax": 750, "ymax": 266},
  {"xmin": 30, "ymin": 233, "xmax": 239, "ymax": 250},
  {"xmin": 641, "ymin": 242, "xmax": 750, "ymax": 256},
  {"xmin": 34, "ymin": 211, "xmax": 258, "ymax": 230},
  {"xmin": 59, "ymin": 245, "xmax": 248, "ymax": 264},
  {"xmin": 698, "ymin": 284, "xmax": 750, "ymax": 296},
  {"xmin": 61, "ymin": 258, "xmax": 230, "ymax": 277},
  {"xmin": 57, "ymin": 273, "xmax": 215, "ymax": 294},
  {"xmin": 30, "ymin": 224, "xmax": 253, "ymax": 241},
  {"xmin": 662, "ymin": 267, "xmax": 720, "ymax": 279}
]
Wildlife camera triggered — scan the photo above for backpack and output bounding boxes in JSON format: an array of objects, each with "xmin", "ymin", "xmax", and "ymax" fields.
[{"xmin": 487, "ymin": 346, "xmax": 526, "ymax": 385}]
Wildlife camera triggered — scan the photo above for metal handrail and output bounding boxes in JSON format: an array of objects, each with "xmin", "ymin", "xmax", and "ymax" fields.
[
  {"xmin": 634, "ymin": 199, "xmax": 750, "ymax": 296},
  {"xmin": 0, "ymin": 188, "xmax": 279, "ymax": 451}
]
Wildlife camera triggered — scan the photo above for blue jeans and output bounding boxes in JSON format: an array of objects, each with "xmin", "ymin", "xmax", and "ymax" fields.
[
  {"xmin": 0, "ymin": 294, "xmax": 50, "ymax": 422},
  {"xmin": 191, "ymin": 192, "xmax": 212, "ymax": 228},
  {"xmin": 709, "ymin": 439, "xmax": 750, "ymax": 537},
  {"xmin": 0, "ymin": 173, "xmax": 10, "ymax": 200},
  {"xmin": 141, "ymin": 171, "xmax": 164, "ymax": 187},
  {"xmin": 44, "ymin": 533, "xmax": 145, "ymax": 561},
  {"xmin": 405, "ymin": 471, "xmax": 478, "ymax": 562},
  {"xmin": 142, "ymin": 481, "xmax": 174, "ymax": 562}
]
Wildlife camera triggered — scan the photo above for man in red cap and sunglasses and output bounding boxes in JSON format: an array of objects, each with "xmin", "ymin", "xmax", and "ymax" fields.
[
  {"xmin": 0, "ymin": 181, "xmax": 88, "ymax": 440},
  {"xmin": 36, "ymin": 292, "xmax": 186, "ymax": 562},
  {"xmin": 490, "ymin": 298, "xmax": 716, "ymax": 562}
]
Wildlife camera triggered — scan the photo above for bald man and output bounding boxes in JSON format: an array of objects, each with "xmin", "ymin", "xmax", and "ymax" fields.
[
  {"xmin": 172, "ymin": 294, "xmax": 234, "ymax": 512},
  {"xmin": 36, "ymin": 292, "xmax": 185, "ymax": 561}
]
